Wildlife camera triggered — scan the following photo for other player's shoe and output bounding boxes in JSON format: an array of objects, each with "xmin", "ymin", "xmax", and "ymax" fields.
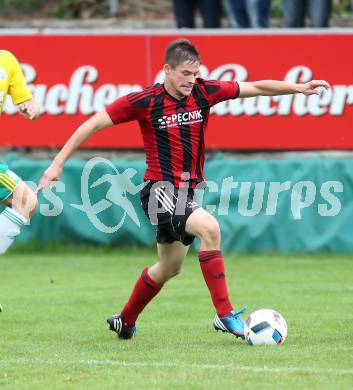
[
  {"xmin": 107, "ymin": 314, "xmax": 136, "ymax": 340},
  {"xmin": 213, "ymin": 309, "xmax": 246, "ymax": 339}
]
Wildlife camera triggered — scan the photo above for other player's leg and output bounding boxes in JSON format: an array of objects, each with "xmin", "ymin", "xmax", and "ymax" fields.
[
  {"xmin": 107, "ymin": 241, "xmax": 189, "ymax": 339},
  {"xmin": 0, "ymin": 167, "xmax": 38, "ymax": 254},
  {"xmin": 185, "ymin": 207, "xmax": 245, "ymax": 339}
]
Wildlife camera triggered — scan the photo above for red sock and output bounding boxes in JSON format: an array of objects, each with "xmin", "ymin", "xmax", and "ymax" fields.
[
  {"xmin": 199, "ymin": 250, "xmax": 233, "ymax": 317},
  {"xmin": 121, "ymin": 268, "xmax": 162, "ymax": 326}
]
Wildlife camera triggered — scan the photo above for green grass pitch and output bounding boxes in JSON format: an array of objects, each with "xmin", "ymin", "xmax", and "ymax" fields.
[{"xmin": 1, "ymin": 248, "xmax": 353, "ymax": 389}]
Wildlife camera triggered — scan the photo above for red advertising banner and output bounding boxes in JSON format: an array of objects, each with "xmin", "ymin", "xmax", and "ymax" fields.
[{"xmin": 1, "ymin": 32, "xmax": 353, "ymax": 149}]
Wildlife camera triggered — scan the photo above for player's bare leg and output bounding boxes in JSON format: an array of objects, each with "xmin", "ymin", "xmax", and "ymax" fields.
[
  {"xmin": 186, "ymin": 208, "xmax": 245, "ymax": 339},
  {"xmin": 149, "ymin": 241, "xmax": 189, "ymax": 284},
  {"xmin": 185, "ymin": 208, "xmax": 221, "ymax": 251},
  {"xmin": 5, "ymin": 181, "xmax": 38, "ymax": 220},
  {"xmin": 0, "ymin": 181, "xmax": 38, "ymax": 254},
  {"xmin": 107, "ymin": 241, "xmax": 189, "ymax": 339}
]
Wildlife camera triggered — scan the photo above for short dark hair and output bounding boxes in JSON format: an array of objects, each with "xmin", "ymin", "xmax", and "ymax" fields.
[{"xmin": 165, "ymin": 39, "xmax": 200, "ymax": 68}]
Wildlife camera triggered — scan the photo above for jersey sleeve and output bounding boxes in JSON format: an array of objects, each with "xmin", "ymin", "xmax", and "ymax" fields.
[
  {"xmin": 7, "ymin": 52, "xmax": 32, "ymax": 105},
  {"xmin": 106, "ymin": 93, "xmax": 148, "ymax": 124},
  {"xmin": 202, "ymin": 80, "xmax": 240, "ymax": 106}
]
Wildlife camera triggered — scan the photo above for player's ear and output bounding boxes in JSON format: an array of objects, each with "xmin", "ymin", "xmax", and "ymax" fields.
[{"xmin": 164, "ymin": 64, "xmax": 171, "ymax": 75}]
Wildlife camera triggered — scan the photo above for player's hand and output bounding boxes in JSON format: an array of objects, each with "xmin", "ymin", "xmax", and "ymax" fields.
[
  {"xmin": 18, "ymin": 98, "xmax": 40, "ymax": 120},
  {"xmin": 36, "ymin": 161, "xmax": 63, "ymax": 193},
  {"xmin": 300, "ymin": 80, "xmax": 330, "ymax": 96}
]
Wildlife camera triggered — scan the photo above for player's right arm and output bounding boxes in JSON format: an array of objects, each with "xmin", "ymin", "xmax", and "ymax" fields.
[
  {"xmin": 37, "ymin": 91, "xmax": 147, "ymax": 192},
  {"xmin": 37, "ymin": 110, "xmax": 113, "ymax": 191}
]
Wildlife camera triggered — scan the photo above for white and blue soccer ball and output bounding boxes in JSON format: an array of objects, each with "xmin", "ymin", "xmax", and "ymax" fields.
[{"xmin": 244, "ymin": 309, "xmax": 287, "ymax": 346}]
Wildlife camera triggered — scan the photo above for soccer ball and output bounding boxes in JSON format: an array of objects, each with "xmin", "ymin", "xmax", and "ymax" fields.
[{"xmin": 244, "ymin": 309, "xmax": 287, "ymax": 346}]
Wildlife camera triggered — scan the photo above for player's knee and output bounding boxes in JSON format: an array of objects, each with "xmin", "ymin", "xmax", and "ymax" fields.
[
  {"xmin": 200, "ymin": 219, "xmax": 221, "ymax": 246},
  {"xmin": 11, "ymin": 184, "xmax": 38, "ymax": 220}
]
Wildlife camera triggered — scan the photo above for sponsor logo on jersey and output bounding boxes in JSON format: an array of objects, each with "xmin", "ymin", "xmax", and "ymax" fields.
[{"xmin": 157, "ymin": 109, "xmax": 203, "ymax": 129}]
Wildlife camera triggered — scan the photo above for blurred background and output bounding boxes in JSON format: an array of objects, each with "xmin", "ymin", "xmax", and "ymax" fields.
[
  {"xmin": 1, "ymin": 0, "xmax": 353, "ymax": 252},
  {"xmin": 0, "ymin": 0, "xmax": 352, "ymax": 27}
]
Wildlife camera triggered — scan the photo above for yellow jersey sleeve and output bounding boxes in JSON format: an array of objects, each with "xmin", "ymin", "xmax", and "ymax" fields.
[{"xmin": 6, "ymin": 51, "xmax": 32, "ymax": 105}]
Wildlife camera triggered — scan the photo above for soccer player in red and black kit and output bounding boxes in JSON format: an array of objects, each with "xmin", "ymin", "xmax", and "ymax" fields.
[{"xmin": 38, "ymin": 39, "xmax": 329, "ymax": 340}]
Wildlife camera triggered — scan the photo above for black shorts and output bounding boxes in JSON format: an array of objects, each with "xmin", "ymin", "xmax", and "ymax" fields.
[{"xmin": 140, "ymin": 180, "xmax": 200, "ymax": 246}]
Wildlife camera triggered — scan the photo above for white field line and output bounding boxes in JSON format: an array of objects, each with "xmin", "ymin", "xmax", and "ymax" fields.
[{"xmin": 0, "ymin": 359, "xmax": 352, "ymax": 376}]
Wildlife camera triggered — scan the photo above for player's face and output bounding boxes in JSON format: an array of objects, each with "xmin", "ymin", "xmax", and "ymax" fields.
[{"xmin": 164, "ymin": 61, "xmax": 200, "ymax": 99}]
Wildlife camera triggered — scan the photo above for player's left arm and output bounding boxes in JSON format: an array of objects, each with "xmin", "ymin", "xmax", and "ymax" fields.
[{"xmin": 238, "ymin": 80, "xmax": 330, "ymax": 98}]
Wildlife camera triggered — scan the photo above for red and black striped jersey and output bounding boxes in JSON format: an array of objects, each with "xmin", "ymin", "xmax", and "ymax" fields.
[{"xmin": 106, "ymin": 78, "xmax": 239, "ymax": 187}]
